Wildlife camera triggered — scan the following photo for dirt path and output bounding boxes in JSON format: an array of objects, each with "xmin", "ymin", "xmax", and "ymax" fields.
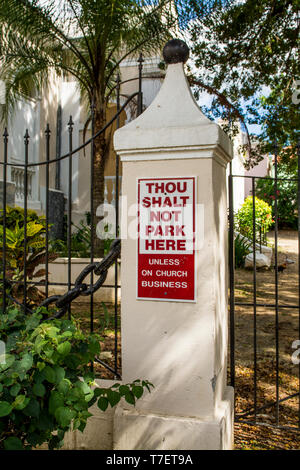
[{"xmin": 233, "ymin": 230, "xmax": 300, "ymax": 449}]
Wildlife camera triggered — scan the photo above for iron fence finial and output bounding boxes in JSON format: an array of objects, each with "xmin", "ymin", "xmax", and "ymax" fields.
[
  {"xmin": 68, "ymin": 115, "xmax": 74, "ymax": 131},
  {"xmin": 45, "ymin": 123, "xmax": 51, "ymax": 135}
]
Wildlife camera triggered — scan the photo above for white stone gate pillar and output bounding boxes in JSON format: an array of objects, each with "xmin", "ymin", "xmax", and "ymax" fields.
[{"xmin": 113, "ymin": 40, "xmax": 234, "ymax": 450}]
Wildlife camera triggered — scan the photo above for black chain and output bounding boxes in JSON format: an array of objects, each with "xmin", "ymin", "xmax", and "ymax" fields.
[{"xmin": 40, "ymin": 239, "xmax": 121, "ymax": 320}]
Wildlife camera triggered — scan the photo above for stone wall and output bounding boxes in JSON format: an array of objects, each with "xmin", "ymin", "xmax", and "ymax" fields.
[{"xmin": 0, "ymin": 181, "xmax": 15, "ymax": 208}]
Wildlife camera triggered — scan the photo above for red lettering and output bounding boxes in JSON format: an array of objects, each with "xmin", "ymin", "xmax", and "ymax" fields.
[
  {"xmin": 142, "ymin": 197, "xmax": 151, "ymax": 207},
  {"xmin": 152, "ymin": 197, "xmax": 162, "ymax": 206},
  {"xmin": 177, "ymin": 181, "xmax": 187, "ymax": 193},
  {"xmin": 150, "ymin": 211, "xmax": 160, "ymax": 222},
  {"xmin": 176, "ymin": 225, "xmax": 185, "ymax": 236},
  {"xmin": 146, "ymin": 225, "xmax": 154, "ymax": 235},
  {"xmin": 166, "ymin": 240, "xmax": 176, "ymax": 250},
  {"xmin": 145, "ymin": 182, "xmax": 155, "ymax": 193},
  {"xmin": 154, "ymin": 182, "xmax": 164, "ymax": 193},
  {"xmin": 165, "ymin": 182, "xmax": 176, "ymax": 193},
  {"xmin": 145, "ymin": 239, "xmax": 155, "ymax": 250}
]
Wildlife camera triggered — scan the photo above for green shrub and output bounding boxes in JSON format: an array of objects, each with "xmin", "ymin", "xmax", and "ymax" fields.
[
  {"xmin": 234, "ymin": 233, "xmax": 252, "ymax": 268},
  {"xmin": 50, "ymin": 219, "xmax": 91, "ymax": 258},
  {"xmin": 236, "ymin": 196, "xmax": 273, "ymax": 243},
  {"xmin": 256, "ymin": 169, "xmax": 298, "ymax": 229},
  {"xmin": 0, "ymin": 206, "xmax": 45, "ymax": 229},
  {"xmin": 0, "ymin": 306, "xmax": 152, "ymax": 450},
  {"xmin": 50, "ymin": 212, "xmax": 114, "ymax": 258},
  {"xmin": 0, "ymin": 206, "xmax": 57, "ymax": 305}
]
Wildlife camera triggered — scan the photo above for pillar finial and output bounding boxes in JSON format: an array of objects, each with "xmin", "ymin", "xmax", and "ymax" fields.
[{"xmin": 162, "ymin": 38, "xmax": 189, "ymax": 64}]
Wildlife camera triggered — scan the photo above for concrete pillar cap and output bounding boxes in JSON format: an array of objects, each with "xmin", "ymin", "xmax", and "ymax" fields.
[{"xmin": 114, "ymin": 57, "xmax": 233, "ymax": 164}]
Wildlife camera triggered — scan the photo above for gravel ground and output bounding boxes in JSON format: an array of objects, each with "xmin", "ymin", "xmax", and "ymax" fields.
[{"xmin": 233, "ymin": 230, "xmax": 300, "ymax": 449}]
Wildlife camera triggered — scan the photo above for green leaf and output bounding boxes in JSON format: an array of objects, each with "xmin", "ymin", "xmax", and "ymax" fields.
[
  {"xmin": 107, "ymin": 389, "xmax": 121, "ymax": 407},
  {"xmin": 0, "ymin": 401, "xmax": 13, "ymax": 417},
  {"xmin": 37, "ymin": 361, "xmax": 45, "ymax": 371},
  {"xmin": 142, "ymin": 380, "xmax": 154, "ymax": 392},
  {"xmin": 18, "ymin": 353, "xmax": 33, "ymax": 372},
  {"xmin": 94, "ymin": 387, "xmax": 106, "ymax": 397},
  {"xmin": 43, "ymin": 365, "xmax": 56, "ymax": 383},
  {"xmin": 54, "ymin": 366, "xmax": 65, "ymax": 383},
  {"xmin": 44, "ymin": 346, "xmax": 54, "ymax": 359},
  {"xmin": 34, "ymin": 335, "xmax": 47, "ymax": 354},
  {"xmin": 58, "ymin": 378, "xmax": 71, "ymax": 395},
  {"xmin": 125, "ymin": 392, "xmax": 135, "ymax": 405},
  {"xmin": 3, "ymin": 376, "xmax": 14, "ymax": 387},
  {"xmin": 61, "ymin": 331, "xmax": 73, "ymax": 338},
  {"xmin": 57, "ymin": 341, "xmax": 71, "ymax": 356},
  {"xmin": 64, "ymin": 354, "xmax": 81, "ymax": 369},
  {"xmin": 97, "ymin": 396, "xmax": 109, "ymax": 411},
  {"xmin": 0, "ymin": 353, "xmax": 15, "ymax": 371},
  {"xmin": 75, "ymin": 380, "xmax": 92, "ymax": 399},
  {"xmin": 36, "ymin": 410, "xmax": 54, "ymax": 432},
  {"xmin": 10, "ymin": 383, "xmax": 21, "ymax": 397},
  {"xmin": 4, "ymin": 437, "xmax": 23, "ymax": 450},
  {"xmin": 66, "ymin": 388, "xmax": 81, "ymax": 403},
  {"xmin": 14, "ymin": 395, "xmax": 29, "ymax": 410},
  {"xmin": 45, "ymin": 326, "xmax": 60, "ymax": 338},
  {"xmin": 23, "ymin": 399, "xmax": 40, "ymax": 418},
  {"xmin": 55, "ymin": 406, "xmax": 75, "ymax": 428},
  {"xmin": 49, "ymin": 391, "xmax": 64, "ymax": 415},
  {"xmin": 13, "ymin": 394, "xmax": 25, "ymax": 408},
  {"xmin": 72, "ymin": 418, "xmax": 81, "ymax": 431},
  {"xmin": 132, "ymin": 385, "xmax": 143, "ymax": 399},
  {"xmin": 25, "ymin": 315, "xmax": 41, "ymax": 331},
  {"xmin": 119, "ymin": 385, "xmax": 129, "ymax": 396},
  {"xmin": 88, "ymin": 338, "xmax": 101, "ymax": 356},
  {"xmin": 33, "ymin": 383, "xmax": 46, "ymax": 397}
]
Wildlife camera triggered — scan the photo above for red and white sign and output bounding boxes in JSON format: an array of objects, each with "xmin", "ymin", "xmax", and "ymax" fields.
[{"xmin": 137, "ymin": 177, "xmax": 196, "ymax": 302}]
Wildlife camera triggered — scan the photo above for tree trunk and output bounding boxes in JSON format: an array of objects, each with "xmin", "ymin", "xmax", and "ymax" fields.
[{"xmin": 92, "ymin": 105, "xmax": 109, "ymax": 257}]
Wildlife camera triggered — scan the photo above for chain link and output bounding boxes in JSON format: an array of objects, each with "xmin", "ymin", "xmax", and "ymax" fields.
[{"xmin": 40, "ymin": 239, "xmax": 120, "ymax": 319}]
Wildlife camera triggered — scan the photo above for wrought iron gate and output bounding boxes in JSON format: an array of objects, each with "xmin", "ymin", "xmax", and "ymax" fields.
[
  {"xmin": 0, "ymin": 58, "xmax": 147, "ymax": 380},
  {"xmin": 228, "ymin": 141, "xmax": 300, "ymax": 432}
]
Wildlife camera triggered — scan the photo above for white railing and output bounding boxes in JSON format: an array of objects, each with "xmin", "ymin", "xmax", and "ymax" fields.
[{"xmin": 11, "ymin": 166, "xmax": 36, "ymax": 201}]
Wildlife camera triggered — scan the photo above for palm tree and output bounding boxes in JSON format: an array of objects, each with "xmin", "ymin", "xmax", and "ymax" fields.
[{"xmin": 0, "ymin": 0, "xmax": 185, "ymax": 254}]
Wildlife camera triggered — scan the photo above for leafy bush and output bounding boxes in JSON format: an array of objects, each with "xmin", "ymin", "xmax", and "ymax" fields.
[
  {"xmin": 256, "ymin": 168, "xmax": 298, "ymax": 229},
  {"xmin": 236, "ymin": 196, "xmax": 273, "ymax": 243},
  {"xmin": 0, "ymin": 206, "xmax": 45, "ymax": 228},
  {"xmin": 0, "ymin": 206, "xmax": 57, "ymax": 305},
  {"xmin": 234, "ymin": 233, "xmax": 252, "ymax": 268},
  {"xmin": 50, "ymin": 212, "xmax": 114, "ymax": 258},
  {"xmin": 50, "ymin": 219, "xmax": 92, "ymax": 258},
  {"xmin": 0, "ymin": 306, "xmax": 152, "ymax": 450}
]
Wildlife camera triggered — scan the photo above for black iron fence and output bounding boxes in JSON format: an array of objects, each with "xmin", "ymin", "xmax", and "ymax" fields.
[
  {"xmin": 229, "ymin": 141, "xmax": 300, "ymax": 432},
  {"xmin": 0, "ymin": 58, "xmax": 147, "ymax": 380},
  {"xmin": 2, "ymin": 56, "xmax": 300, "ymax": 433}
]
